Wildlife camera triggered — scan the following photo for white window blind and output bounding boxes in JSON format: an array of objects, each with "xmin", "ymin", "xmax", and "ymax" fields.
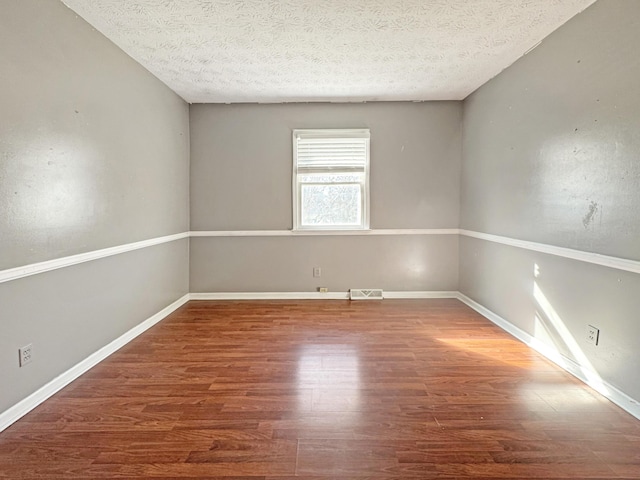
[{"xmin": 293, "ymin": 129, "xmax": 370, "ymax": 230}]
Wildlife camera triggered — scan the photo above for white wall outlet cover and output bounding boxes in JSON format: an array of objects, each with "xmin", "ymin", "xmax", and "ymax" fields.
[
  {"xmin": 586, "ymin": 325, "xmax": 600, "ymax": 345},
  {"xmin": 19, "ymin": 344, "xmax": 33, "ymax": 367}
]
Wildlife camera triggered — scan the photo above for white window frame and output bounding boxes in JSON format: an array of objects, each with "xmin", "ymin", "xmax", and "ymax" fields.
[{"xmin": 292, "ymin": 128, "xmax": 370, "ymax": 231}]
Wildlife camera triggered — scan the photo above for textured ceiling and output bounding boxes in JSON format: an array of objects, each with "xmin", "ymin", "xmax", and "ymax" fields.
[{"xmin": 61, "ymin": 0, "xmax": 597, "ymax": 103}]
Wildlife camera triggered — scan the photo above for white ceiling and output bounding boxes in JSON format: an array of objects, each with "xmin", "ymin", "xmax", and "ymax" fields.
[{"xmin": 61, "ymin": 0, "xmax": 597, "ymax": 104}]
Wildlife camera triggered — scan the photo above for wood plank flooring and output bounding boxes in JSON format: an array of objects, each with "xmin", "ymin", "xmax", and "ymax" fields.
[{"xmin": 1, "ymin": 299, "xmax": 639, "ymax": 479}]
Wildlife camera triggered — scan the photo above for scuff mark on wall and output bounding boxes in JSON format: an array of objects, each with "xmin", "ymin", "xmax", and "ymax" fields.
[{"xmin": 582, "ymin": 200, "xmax": 599, "ymax": 229}]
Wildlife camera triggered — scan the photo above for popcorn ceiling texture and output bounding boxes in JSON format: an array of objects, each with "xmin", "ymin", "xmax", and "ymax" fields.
[{"xmin": 62, "ymin": 0, "xmax": 596, "ymax": 103}]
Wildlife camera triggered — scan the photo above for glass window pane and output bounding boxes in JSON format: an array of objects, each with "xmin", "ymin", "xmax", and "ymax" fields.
[{"xmin": 301, "ymin": 184, "xmax": 361, "ymax": 226}]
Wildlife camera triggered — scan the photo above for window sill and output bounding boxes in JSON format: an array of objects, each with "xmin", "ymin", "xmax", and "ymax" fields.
[{"xmin": 291, "ymin": 229, "xmax": 372, "ymax": 235}]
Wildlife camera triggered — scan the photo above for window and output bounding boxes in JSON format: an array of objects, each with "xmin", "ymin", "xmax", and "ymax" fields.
[{"xmin": 292, "ymin": 129, "xmax": 370, "ymax": 230}]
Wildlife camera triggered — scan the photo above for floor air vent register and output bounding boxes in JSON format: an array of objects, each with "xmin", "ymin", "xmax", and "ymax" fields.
[{"xmin": 349, "ymin": 289, "xmax": 384, "ymax": 300}]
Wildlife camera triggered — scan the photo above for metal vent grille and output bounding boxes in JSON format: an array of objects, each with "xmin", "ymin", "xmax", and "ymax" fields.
[{"xmin": 349, "ymin": 289, "xmax": 384, "ymax": 300}]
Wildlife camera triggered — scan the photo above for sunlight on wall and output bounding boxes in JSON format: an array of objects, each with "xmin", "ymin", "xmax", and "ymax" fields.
[{"xmin": 532, "ymin": 263, "xmax": 610, "ymax": 397}]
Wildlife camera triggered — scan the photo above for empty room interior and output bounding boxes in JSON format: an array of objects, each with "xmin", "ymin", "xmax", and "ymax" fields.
[{"xmin": 1, "ymin": 0, "xmax": 639, "ymax": 478}]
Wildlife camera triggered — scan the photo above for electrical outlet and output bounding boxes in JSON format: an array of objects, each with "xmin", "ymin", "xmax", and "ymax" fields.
[
  {"xmin": 313, "ymin": 267, "xmax": 321, "ymax": 278},
  {"xmin": 319, "ymin": 287, "xmax": 329, "ymax": 293},
  {"xmin": 19, "ymin": 344, "xmax": 33, "ymax": 367},
  {"xmin": 586, "ymin": 325, "xmax": 600, "ymax": 346}
]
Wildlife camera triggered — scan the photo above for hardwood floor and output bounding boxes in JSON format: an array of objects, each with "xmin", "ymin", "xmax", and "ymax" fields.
[{"xmin": 1, "ymin": 299, "xmax": 639, "ymax": 479}]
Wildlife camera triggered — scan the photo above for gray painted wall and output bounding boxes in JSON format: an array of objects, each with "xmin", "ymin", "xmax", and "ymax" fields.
[
  {"xmin": 191, "ymin": 103, "xmax": 461, "ymax": 231},
  {"xmin": 191, "ymin": 235, "xmax": 458, "ymax": 293},
  {"xmin": 460, "ymin": 236, "xmax": 640, "ymax": 399},
  {"xmin": 460, "ymin": 0, "xmax": 640, "ymax": 400},
  {"xmin": 0, "ymin": 241, "xmax": 189, "ymax": 412},
  {"xmin": 1, "ymin": 0, "xmax": 190, "ymax": 270},
  {"xmin": 0, "ymin": 0, "xmax": 189, "ymax": 413},
  {"xmin": 190, "ymin": 102, "xmax": 461, "ymax": 292}
]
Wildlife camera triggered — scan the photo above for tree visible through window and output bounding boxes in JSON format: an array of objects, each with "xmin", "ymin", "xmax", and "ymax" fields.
[{"xmin": 293, "ymin": 129, "xmax": 370, "ymax": 230}]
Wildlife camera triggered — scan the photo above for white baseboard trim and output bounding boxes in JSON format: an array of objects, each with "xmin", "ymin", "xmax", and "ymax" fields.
[
  {"xmin": 190, "ymin": 291, "xmax": 349, "ymax": 300},
  {"xmin": 189, "ymin": 291, "xmax": 458, "ymax": 300},
  {"xmin": 456, "ymin": 292, "xmax": 640, "ymax": 420},
  {"xmin": 455, "ymin": 293, "xmax": 533, "ymax": 344},
  {"xmin": 0, "ymin": 294, "xmax": 190, "ymax": 433},
  {"xmin": 384, "ymin": 291, "xmax": 458, "ymax": 299}
]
